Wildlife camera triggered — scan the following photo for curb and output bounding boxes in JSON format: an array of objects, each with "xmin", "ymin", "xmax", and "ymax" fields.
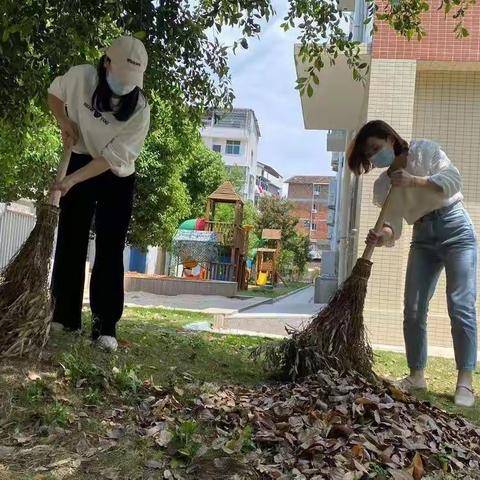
[
  {"xmin": 236, "ymin": 284, "xmax": 312, "ymax": 312},
  {"xmin": 236, "ymin": 296, "xmax": 272, "ymax": 312},
  {"xmin": 269, "ymin": 284, "xmax": 312, "ymax": 304}
]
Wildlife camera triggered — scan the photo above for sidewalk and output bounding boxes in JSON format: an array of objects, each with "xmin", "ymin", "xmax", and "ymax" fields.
[
  {"xmin": 83, "ymin": 290, "xmax": 268, "ymax": 315},
  {"xmin": 213, "ymin": 286, "xmax": 323, "ymax": 336}
]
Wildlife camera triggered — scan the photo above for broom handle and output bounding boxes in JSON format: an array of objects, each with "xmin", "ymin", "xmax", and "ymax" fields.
[
  {"xmin": 361, "ymin": 187, "xmax": 396, "ymax": 261},
  {"xmin": 49, "ymin": 143, "xmax": 73, "ymax": 208}
]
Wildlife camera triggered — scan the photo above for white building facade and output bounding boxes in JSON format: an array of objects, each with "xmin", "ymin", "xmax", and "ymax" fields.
[
  {"xmin": 255, "ymin": 161, "xmax": 283, "ymax": 201},
  {"xmin": 200, "ymin": 109, "xmax": 261, "ymax": 201}
]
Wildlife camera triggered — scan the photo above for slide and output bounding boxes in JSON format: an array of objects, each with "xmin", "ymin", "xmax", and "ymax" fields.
[{"xmin": 256, "ymin": 271, "xmax": 268, "ymax": 286}]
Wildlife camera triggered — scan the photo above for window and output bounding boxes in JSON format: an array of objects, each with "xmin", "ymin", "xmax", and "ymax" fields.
[
  {"xmin": 314, "ymin": 183, "xmax": 329, "ymax": 198},
  {"xmin": 312, "ymin": 203, "xmax": 317, "ymax": 213},
  {"xmin": 303, "ymin": 220, "xmax": 310, "ymax": 228},
  {"xmin": 212, "ymin": 144, "xmax": 222, "ymax": 153},
  {"xmin": 226, "ymin": 140, "xmax": 241, "ymax": 155},
  {"xmin": 311, "ymin": 222, "xmax": 317, "ymax": 231},
  {"xmin": 202, "ymin": 116, "xmax": 212, "ymax": 127}
]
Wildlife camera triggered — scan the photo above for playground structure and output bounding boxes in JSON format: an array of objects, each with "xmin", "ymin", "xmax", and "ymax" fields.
[
  {"xmin": 169, "ymin": 181, "xmax": 250, "ymax": 290},
  {"xmin": 254, "ymin": 229, "xmax": 282, "ymax": 287}
]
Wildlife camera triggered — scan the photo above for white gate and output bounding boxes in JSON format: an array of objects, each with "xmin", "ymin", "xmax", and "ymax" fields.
[{"xmin": 0, "ymin": 203, "xmax": 36, "ymax": 270}]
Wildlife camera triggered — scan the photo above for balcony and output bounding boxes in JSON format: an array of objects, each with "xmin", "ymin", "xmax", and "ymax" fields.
[
  {"xmin": 294, "ymin": 44, "xmax": 371, "ymax": 130},
  {"xmin": 331, "ymin": 152, "xmax": 341, "ymax": 172},
  {"xmin": 327, "ymin": 130, "xmax": 347, "ymax": 152},
  {"xmin": 327, "ymin": 210, "xmax": 335, "ymax": 226},
  {"xmin": 327, "ymin": 179, "xmax": 337, "ymax": 209}
]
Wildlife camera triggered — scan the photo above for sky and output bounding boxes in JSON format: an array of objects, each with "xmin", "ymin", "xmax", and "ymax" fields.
[{"xmin": 218, "ymin": 2, "xmax": 334, "ymax": 181}]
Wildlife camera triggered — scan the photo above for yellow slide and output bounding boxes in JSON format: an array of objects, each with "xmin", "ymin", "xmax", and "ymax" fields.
[{"xmin": 256, "ymin": 271, "xmax": 268, "ymax": 286}]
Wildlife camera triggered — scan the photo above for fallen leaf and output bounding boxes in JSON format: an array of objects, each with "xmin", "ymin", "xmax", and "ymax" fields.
[
  {"xmin": 353, "ymin": 459, "xmax": 368, "ymax": 473},
  {"xmin": 0, "ymin": 446, "xmax": 14, "ymax": 458},
  {"xmin": 389, "ymin": 385, "xmax": 409, "ymax": 402},
  {"xmin": 27, "ymin": 371, "xmax": 41, "ymax": 381},
  {"xmin": 13, "ymin": 434, "xmax": 33, "ymax": 444},
  {"xmin": 107, "ymin": 428, "xmax": 125, "ymax": 440},
  {"xmin": 389, "ymin": 470, "xmax": 415, "ymax": 480},
  {"xmin": 155, "ymin": 430, "xmax": 173, "ymax": 447},
  {"xmin": 76, "ymin": 378, "xmax": 87, "ymax": 388},
  {"xmin": 46, "ymin": 458, "xmax": 76, "ymax": 468},
  {"xmin": 76, "ymin": 439, "xmax": 90, "ymax": 455},
  {"xmin": 351, "ymin": 444, "xmax": 364, "ymax": 459},
  {"xmin": 411, "ymin": 452, "xmax": 424, "ymax": 480},
  {"xmin": 174, "ymin": 386, "xmax": 184, "ymax": 396},
  {"xmin": 145, "ymin": 460, "xmax": 163, "ymax": 469},
  {"xmin": 144, "ymin": 424, "xmax": 163, "ymax": 437},
  {"xmin": 100, "ymin": 468, "xmax": 119, "ymax": 480}
]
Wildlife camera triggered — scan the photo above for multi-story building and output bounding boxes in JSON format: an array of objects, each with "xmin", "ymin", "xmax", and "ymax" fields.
[
  {"xmin": 255, "ymin": 161, "xmax": 283, "ymax": 201},
  {"xmin": 200, "ymin": 109, "xmax": 261, "ymax": 201},
  {"xmin": 286, "ymin": 176, "xmax": 334, "ymax": 256},
  {"xmin": 296, "ymin": 0, "xmax": 480, "ymax": 350}
]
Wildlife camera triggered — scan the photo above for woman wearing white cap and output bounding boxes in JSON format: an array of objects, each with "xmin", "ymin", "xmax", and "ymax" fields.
[{"xmin": 47, "ymin": 36, "xmax": 150, "ymax": 351}]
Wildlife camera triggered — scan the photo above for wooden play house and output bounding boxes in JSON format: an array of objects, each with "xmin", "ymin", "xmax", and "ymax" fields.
[
  {"xmin": 255, "ymin": 228, "xmax": 282, "ymax": 286},
  {"xmin": 204, "ymin": 181, "xmax": 249, "ymax": 289}
]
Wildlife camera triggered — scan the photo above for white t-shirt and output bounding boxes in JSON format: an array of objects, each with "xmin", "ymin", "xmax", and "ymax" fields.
[
  {"xmin": 373, "ymin": 139, "xmax": 463, "ymax": 245},
  {"xmin": 48, "ymin": 64, "xmax": 150, "ymax": 177}
]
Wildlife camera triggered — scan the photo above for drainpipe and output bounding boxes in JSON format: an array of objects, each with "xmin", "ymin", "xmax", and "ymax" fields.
[
  {"xmin": 337, "ymin": 132, "xmax": 353, "ymax": 283},
  {"xmin": 347, "ymin": 172, "xmax": 362, "ymax": 274},
  {"xmin": 337, "ymin": 1, "xmax": 368, "ymax": 282},
  {"xmin": 332, "ymin": 154, "xmax": 343, "ymax": 262}
]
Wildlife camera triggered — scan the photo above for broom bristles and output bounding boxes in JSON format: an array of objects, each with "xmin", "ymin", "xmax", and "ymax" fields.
[
  {"xmin": 254, "ymin": 258, "xmax": 374, "ymax": 381},
  {"xmin": 0, "ymin": 203, "xmax": 59, "ymax": 357}
]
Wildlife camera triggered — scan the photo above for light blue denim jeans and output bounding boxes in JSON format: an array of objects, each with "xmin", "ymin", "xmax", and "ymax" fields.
[{"xmin": 404, "ymin": 202, "xmax": 477, "ymax": 371}]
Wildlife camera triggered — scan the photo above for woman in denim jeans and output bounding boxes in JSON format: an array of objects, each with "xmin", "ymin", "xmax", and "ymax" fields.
[{"xmin": 348, "ymin": 120, "xmax": 477, "ymax": 408}]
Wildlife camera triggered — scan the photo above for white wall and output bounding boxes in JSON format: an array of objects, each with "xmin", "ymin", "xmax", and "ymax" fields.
[{"xmin": 200, "ymin": 115, "xmax": 260, "ymax": 202}]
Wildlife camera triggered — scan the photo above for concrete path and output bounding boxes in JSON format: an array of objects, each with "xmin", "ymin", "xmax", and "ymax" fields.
[
  {"xmin": 213, "ymin": 286, "xmax": 325, "ymax": 337},
  {"xmin": 243, "ymin": 285, "xmax": 319, "ymax": 315}
]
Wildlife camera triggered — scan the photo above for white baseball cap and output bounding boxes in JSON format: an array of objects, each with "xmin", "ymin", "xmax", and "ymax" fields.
[{"xmin": 106, "ymin": 35, "xmax": 148, "ymax": 88}]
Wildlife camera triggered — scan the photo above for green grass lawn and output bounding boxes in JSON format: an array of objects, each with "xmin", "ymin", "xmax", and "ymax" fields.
[
  {"xmin": 0, "ymin": 307, "xmax": 478, "ymax": 479},
  {"xmin": 375, "ymin": 350, "xmax": 480, "ymax": 425},
  {"xmin": 240, "ymin": 281, "xmax": 309, "ymax": 298}
]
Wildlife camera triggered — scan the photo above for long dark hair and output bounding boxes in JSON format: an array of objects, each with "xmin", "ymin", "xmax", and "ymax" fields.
[
  {"xmin": 92, "ymin": 55, "xmax": 144, "ymax": 122},
  {"xmin": 347, "ymin": 120, "xmax": 409, "ymax": 175}
]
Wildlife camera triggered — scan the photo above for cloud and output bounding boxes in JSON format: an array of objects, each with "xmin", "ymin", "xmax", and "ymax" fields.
[{"xmin": 220, "ymin": 7, "xmax": 333, "ymax": 180}]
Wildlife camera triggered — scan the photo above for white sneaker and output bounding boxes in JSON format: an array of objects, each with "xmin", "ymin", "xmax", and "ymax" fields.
[
  {"xmin": 50, "ymin": 322, "xmax": 65, "ymax": 333},
  {"xmin": 397, "ymin": 376, "xmax": 427, "ymax": 392},
  {"xmin": 96, "ymin": 336, "xmax": 118, "ymax": 352},
  {"xmin": 455, "ymin": 385, "xmax": 475, "ymax": 408}
]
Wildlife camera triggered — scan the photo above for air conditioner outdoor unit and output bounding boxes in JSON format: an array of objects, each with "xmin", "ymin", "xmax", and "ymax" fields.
[{"xmin": 338, "ymin": 0, "xmax": 355, "ymax": 12}]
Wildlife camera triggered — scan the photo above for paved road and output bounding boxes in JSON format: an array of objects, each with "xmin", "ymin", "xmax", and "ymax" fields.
[
  {"xmin": 215, "ymin": 286, "xmax": 324, "ymax": 337},
  {"xmin": 244, "ymin": 285, "xmax": 321, "ymax": 315}
]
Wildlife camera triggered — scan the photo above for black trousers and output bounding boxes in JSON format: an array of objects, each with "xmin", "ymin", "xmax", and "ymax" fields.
[{"xmin": 51, "ymin": 152, "xmax": 135, "ymax": 338}]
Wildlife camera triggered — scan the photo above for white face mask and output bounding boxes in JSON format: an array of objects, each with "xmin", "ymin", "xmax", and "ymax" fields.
[{"xmin": 106, "ymin": 72, "xmax": 136, "ymax": 96}]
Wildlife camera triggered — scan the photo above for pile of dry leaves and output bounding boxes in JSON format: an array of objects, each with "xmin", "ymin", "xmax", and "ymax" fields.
[{"xmin": 139, "ymin": 370, "xmax": 480, "ymax": 480}]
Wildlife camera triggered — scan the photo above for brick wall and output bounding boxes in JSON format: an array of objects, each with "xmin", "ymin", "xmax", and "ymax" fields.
[
  {"xmin": 373, "ymin": 2, "xmax": 480, "ymax": 62},
  {"xmin": 288, "ymin": 183, "xmax": 329, "ymax": 243}
]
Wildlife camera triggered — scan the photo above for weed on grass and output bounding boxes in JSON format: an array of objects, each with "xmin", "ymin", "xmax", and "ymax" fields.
[
  {"xmin": 113, "ymin": 365, "xmax": 143, "ymax": 395},
  {"xmin": 23, "ymin": 378, "xmax": 52, "ymax": 405}
]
